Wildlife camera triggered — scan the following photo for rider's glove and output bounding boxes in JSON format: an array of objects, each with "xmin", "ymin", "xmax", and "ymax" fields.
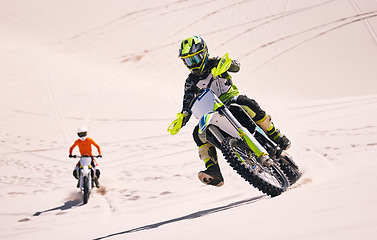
[
  {"xmin": 69, "ymin": 154, "xmax": 74, "ymax": 158},
  {"xmin": 211, "ymin": 53, "xmax": 231, "ymax": 76},
  {"xmin": 181, "ymin": 111, "xmax": 190, "ymax": 127},
  {"xmin": 97, "ymin": 155, "xmax": 102, "ymax": 158},
  {"xmin": 167, "ymin": 111, "xmax": 189, "ymax": 135}
]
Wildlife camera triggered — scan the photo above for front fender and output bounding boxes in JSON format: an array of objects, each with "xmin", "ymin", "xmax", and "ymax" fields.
[
  {"xmin": 198, "ymin": 112, "xmax": 214, "ymax": 133},
  {"xmin": 82, "ymin": 166, "xmax": 91, "ymax": 176}
]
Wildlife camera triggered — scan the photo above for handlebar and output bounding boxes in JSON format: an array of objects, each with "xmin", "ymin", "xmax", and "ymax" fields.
[{"xmin": 69, "ymin": 155, "xmax": 102, "ymax": 158}]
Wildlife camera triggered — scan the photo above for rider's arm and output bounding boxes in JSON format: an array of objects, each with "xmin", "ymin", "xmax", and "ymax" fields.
[
  {"xmin": 69, "ymin": 140, "xmax": 79, "ymax": 155},
  {"xmin": 90, "ymin": 139, "xmax": 102, "ymax": 155},
  {"xmin": 181, "ymin": 75, "xmax": 199, "ymax": 113}
]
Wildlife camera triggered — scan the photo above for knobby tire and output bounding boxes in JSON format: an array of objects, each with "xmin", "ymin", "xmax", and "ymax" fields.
[
  {"xmin": 83, "ymin": 176, "xmax": 89, "ymax": 204},
  {"xmin": 221, "ymin": 137, "xmax": 289, "ymax": 197}
]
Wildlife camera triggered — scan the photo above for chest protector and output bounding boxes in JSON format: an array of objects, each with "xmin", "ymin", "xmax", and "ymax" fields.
[{"xmin": 196, "ymin": 73, "xmax": 232, "ymax": 98}]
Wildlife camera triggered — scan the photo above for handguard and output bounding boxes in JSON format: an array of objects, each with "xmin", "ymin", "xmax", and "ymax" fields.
[
  {"xmin": 167, "ymin": 112, "xmax": 185, "ymax": 135},
  {"xmin": 211, "ymin": 53, "xmax": 231, "ymax": 77}
]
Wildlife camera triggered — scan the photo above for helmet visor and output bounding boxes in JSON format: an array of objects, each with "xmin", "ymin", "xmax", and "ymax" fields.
[{"xmin": 182, "ymin": 52, "xmax": 205, "ymax": 67}]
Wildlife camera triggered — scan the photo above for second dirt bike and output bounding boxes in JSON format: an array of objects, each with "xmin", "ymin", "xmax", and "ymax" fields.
[{"xmin": 71, "ymin": 155, "xmax": 100, "ymax": 204}]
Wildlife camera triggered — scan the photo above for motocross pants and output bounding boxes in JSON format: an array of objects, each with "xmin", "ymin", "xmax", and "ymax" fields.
[{"xmin": 233, "ymin": 95, "xmax": 281, "ymax": 141}]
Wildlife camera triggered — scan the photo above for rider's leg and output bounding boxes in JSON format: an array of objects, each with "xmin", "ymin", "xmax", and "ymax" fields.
[
  {"xmin": 234, "ymin": 95, "xmax": 291, "ymax": 150},
  {"xmin": 193, "ymin": 125, "xmax": 224, "ymax": 187},
  {"xmin": 73, "ymin": 169, "xmax": 78, "ymax": 179},
  {"xmin": 73, "ymin": 162, "xmax": 80, "ymax": 179},
  {"xmin": 91, "ymin": 158, "xmax": 100, "ymax": 179},
  {"xmin": 73, "ymin": 164, "xmax": 79, "ymax": 187},
  {"xmin": 91, "ymin": 158, "xmax": 100, "ymax": 188}
]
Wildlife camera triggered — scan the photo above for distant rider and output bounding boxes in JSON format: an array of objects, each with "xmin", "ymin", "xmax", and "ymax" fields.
[
  {"xmin": 69, "ymin": 127, "xmax": 102, "ymax": 188},
  {"xmin": 168, "ymin": 35, "xmax": 291, "ymax": 187}
]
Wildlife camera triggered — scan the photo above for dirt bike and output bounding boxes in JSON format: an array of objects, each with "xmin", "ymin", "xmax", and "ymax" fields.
[
  {"xmin": 70, "ymin": 155, "xmax": 100, "ymax": 204},
  {"xmin": 169, "ymin": 53, "xmax": 301, "ymax": 197}
]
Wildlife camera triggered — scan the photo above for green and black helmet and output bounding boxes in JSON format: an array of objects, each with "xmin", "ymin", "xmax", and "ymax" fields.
[{"xmin": 179, "ymin": 36, "xmax": 208, "ymax": 75}]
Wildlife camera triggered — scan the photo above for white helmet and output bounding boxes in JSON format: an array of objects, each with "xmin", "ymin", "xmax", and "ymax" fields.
[{"xmin": 77, "ymin": 127, "xmax": 88, "ymax": 140}]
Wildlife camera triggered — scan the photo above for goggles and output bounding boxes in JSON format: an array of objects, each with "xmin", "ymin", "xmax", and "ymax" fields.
[
  {"xmin": 78, "ymin": 132, "xmax": 87, "ymax": 138},
  {"xmin": 182, "ymin": 52, "xmax": 205, "ymax": 67}
]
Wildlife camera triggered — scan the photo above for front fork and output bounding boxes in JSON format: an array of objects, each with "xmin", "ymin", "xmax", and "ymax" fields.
[
  {"xmin": 220, "ymin": 107, "xmax": 269, "ymax": 158},
  {"xmin": 237, "ymin": 127, "xmax": 268, "ymax": 158}
]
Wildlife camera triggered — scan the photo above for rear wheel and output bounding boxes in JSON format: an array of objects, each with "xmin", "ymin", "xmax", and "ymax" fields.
[
  {"xmin": 221, "ymin": 137, "xmax": 289, "ymax": 197},
  {"xmin": 278, "ymin": 152, "xmax": 302, "ymax": 185}
]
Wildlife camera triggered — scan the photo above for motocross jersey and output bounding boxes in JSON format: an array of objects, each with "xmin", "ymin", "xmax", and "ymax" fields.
[
  {"xmin": 181, "ymin": 57, "xmax": 241, "ymax": 113},
  {"xmin": 69, "ymin": 137, "xmax": 101, "ymax": 156}
]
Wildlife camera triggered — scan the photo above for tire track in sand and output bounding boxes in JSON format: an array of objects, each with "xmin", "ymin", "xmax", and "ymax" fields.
[
  {"xmin": 242, "ymin": 11, "xmax": 377, "ymax": 72},
  {"xmin": 45, "ymin": 62, "xmax": 72, "ymax": 144},
  {"xmin": 349, "ymin": 0, "xmax": 377, "ymax": 46}
]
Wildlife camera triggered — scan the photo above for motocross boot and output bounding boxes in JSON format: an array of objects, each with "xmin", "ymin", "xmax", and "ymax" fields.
[
  {"xmin": 94, "ymin": 169, "xmax": 100, "ymax": 188},
  {"xmin": 274, "ymin": 133, "xmax": 291, "ymax": 150},
  {"xmin": 197, "ymin": 143, "xmax": 224, "ymax": 187},
  {"xmin": 256, "ymin": 114, "xmax": 291, "ymax": 150},
  {"xmin": 73, "ymin": 170, "xmax": 80, "ymax": 188},
  {"xmin": 198, "ymin": 164, "xmax": 224, "ymax": 187},
  {"xmin": 94, "ymin": 178, "xmax": 100, "ymax": 188}
]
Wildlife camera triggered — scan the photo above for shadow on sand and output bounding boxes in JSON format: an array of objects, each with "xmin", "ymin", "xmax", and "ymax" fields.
[
  {"xmin": 94, "ymin": 195, "xmax": 268, "ymax": 240},
  {"xmin": 32, "ymin": 199, "xmax": 82, "ymax": 217}
]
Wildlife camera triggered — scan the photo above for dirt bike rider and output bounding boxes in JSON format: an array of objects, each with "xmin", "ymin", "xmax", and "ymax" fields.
[
  {"xmin": 168, "ymin": 35, "xmax": 291, "ymax": 187},
  {"xmin": 69, "ymin": 127, "xmax": 102, "ymax": 188}
]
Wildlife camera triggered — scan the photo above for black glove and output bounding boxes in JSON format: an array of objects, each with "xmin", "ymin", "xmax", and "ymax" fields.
[{"xmin": 97, "ymin": 155, "xmax": 102, "ymax": 158}]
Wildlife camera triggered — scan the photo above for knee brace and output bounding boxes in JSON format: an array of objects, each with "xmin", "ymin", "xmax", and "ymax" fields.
[
  {"xmin": 256, "ymin": 114, "xmax": 281, "ymax": 141},
  {"xmin": 198, "ymin": 143, "xmax": 218, "ymax": 168},
  {"xmin": 193, "ymin": 125, "xmax": 206, "ymax": 146}
]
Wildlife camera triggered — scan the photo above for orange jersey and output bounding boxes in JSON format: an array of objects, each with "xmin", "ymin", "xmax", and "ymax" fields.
[{"xmin": 69, "ymin": 137, "xmax": 101, "ymax": 156}]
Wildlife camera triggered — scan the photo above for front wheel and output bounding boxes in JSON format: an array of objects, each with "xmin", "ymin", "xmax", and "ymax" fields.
[
  {"xmin": 83, "ymin": 176, "xmax": 90, "ymax": 204},
  {"xmin": 221, "ymin": 137, "xmax": 289, "ymax": 197}
]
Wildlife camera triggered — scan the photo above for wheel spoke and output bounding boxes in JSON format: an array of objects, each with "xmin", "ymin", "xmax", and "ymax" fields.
[{"xmin": 231, "ymin": 141, "xmax": 286, "ymax": 189}]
